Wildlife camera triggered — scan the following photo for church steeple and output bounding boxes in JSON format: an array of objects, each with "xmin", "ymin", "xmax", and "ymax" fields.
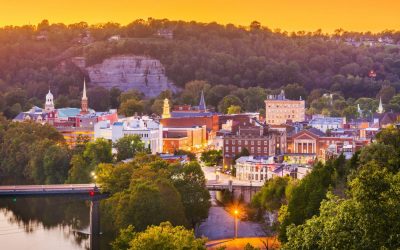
[
  {"xmin": 44, "ymin": 89, "xmax": 55, "ymax": 112},
  {"xmin": 80, "ymin": 79, "xmax": 89, "ymax": 114},
  {"xmin": 377, "ymin": 97, "xmax": 384, "ymax": 114},
  {"xmin": 82, "ymin": 79, "xmax": 87, "ymax": 100},
  {"xmin": 198, "ymin": 90, "xmax": 206, "ymax": 111}
]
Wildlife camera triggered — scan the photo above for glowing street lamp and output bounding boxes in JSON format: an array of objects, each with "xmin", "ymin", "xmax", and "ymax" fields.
[{"xmin": 233, "ymin": 208, "xmax": 239, "ymax": 238}]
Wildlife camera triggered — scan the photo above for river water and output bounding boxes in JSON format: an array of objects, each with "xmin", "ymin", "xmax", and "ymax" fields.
[
  {"xmin": 0, "ymin": 196, "xmax": 102, "ymax": 250},
  {"xmin": 0, "ymin": 192, "xmax": 265, "ymax": 249}
]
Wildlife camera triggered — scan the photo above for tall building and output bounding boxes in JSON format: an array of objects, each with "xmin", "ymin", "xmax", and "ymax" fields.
[
  {"xmin": 265, "ymin": 90, "xmax": 305, "ymax": 125},
  {"xmin": 162, "ymin": 98, "xmax": 171, "ymax": 118},
  {"xmin": 80, "ymin": 79, "xmax": 89, "ymax": 115},
  {"xmin": 44, "ymin": 89, "xmax": 55, "ymax": 112}
]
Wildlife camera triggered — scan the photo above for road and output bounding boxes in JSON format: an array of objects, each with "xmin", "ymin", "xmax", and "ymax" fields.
[
  {"xmin": 206, "ymin": 237, "xmax": 280, "ymax": 250},
  {"xmin": 197, "ymin": 191, "xmax": 265, "ymax": 240}
]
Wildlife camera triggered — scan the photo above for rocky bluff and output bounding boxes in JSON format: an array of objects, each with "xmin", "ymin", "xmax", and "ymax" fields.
[{"xmin": 85, "ymin": 55, "xmax": 178, "ymax": 98}]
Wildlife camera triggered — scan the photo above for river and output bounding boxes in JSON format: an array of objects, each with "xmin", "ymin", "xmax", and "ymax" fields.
[
  {"xmin": 0, "ymin": 196, "xmax": 109, "ymax": 250},
  {"xmin": 0, "ymin": 191, "xmax": 265, "ymax": 249}
]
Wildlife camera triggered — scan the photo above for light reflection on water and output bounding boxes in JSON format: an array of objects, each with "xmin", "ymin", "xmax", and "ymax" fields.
[{"xmin": 0, "ymin": 196, "xmax": 91, "ymax": 250}]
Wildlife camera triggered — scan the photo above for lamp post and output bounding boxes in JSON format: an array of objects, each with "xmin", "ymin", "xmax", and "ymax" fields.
[
  {"xmin": 233, "ymin": 209, "xmax": 239, "ymax": 239},
  {"xmin": 91, "ymin": 171, "xmax": 97, "ymax": 187}
]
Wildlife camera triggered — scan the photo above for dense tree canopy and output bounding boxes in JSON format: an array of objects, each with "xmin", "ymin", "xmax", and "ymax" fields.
[{"xmin": 1, "ymin": 19, "xmax": 400, "ymax": 119}]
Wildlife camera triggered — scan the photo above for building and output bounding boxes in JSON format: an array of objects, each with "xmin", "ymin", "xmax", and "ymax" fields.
[
  {"xmin": 286, "ymin": 128, "xmax": 369, "ymax": 162},
  {"xmin": 95, "ymin": 116, "xmax": 163, "ymax": 154},
  {"xmin": 223, "ymin": 123, "xmax": 287, "ymax": 166},
  {"xmin": 265, "ymin": 90, "xmax": 305, "ymax": 125},
  {"xmin": 160, "ymin": 91, "xmax": 219, "ymax": 148},
  {"xmin": 13, "ymin": 80, "xmax": 118, "ymax": 146},
  {"xmin": 162, "ymin": 126, "xmax": 207, "ymax": 153},
  {"xmin": 235, "ymin": 156, "xmax": 311, "ymax": 183},
  {"xmin": 308, "ymin": 116, "xmax": 346, "ymax": 133}
]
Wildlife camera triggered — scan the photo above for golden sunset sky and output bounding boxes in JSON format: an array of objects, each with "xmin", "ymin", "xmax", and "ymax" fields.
[{"xmin": 1, "ymin": 0, "xmax": 400, "ymax": 32}]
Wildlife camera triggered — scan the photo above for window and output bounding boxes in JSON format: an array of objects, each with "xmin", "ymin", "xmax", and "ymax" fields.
[
  {"xmin": 264, "ymin": 141, "xmax": 268, "ymax": 145},
  {"xmin": 225, "ymin": 146, "xmax": 229, "ymax": 152},
  {"xmin": 257, "ymin": 141, "xmax": 261, "ymax": 145},
  {"xmin": 258, "ymin": 147, "xmax": 261, "ymax": 153},
  {"xmin": 232, "ymin": 147, "xmax": 235, "ymax": 152},
  {"xmin": 233, "ymin": 140, "xmax": 236, "ymax": 145},
  {"xmin": 238, "ymin": 146, "xmax": 242, "ymax": 152},
  {"xmin": 245, "ymin": 140, "xmax": 248, "ymax": 145},
  {"xmin": 251, "ymin": 147, "xmax": 254, "ymax": 153},
  {"xmin": 251, "ymin": 141, "xmax": 254, "ymax": 145}
]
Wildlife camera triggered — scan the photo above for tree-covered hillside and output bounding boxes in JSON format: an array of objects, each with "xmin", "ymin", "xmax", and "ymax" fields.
[{"xmin": 0, "ymin": 18, "xmax": 400, "ymax": 117}]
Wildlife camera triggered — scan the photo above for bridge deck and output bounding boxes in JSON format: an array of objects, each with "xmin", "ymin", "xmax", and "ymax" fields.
[{"xmin": 0, "ymin": 184, "xmax": 100, "ymax": 196}]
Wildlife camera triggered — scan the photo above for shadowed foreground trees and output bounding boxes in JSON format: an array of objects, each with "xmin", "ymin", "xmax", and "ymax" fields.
[
  {"xmin": 112, "ymin": 222, "xmax": 206, "ymax": 250},
  {"xmin": 96, "ymin": 155, "xmax": 210, "ymax": 247},
  {"xmin": 283, "ymin": 163, "xmax": 400, "ymax": 250}
]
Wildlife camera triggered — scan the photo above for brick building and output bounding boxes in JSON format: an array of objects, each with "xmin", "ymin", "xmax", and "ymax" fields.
[
  {"xmin": 223, "ymin": 124, "xmax": 287, "ymax": 167},
  {"xmin": 287, "ymin": 128, "xmax": 369, "ymax": 162}
]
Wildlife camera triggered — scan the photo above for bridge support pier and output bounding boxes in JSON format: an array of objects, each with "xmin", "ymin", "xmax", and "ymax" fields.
[{"xmin": 90, "ymin": 200, "xmax": 100, "ymax": 250}]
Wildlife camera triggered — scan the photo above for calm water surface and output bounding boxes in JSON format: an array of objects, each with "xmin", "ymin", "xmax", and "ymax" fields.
[{"xmin": 0, "ymin": 196, "xmax": 110, "ymax": 250}]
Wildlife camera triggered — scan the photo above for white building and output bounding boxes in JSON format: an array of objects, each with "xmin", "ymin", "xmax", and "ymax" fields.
[
  {"xmin": 235, "ymin": 156, "xmax": 276, "ymax": 182},
  {"xmin": 309, "ymin": 116, "xmax": 346, "ymax": 133},
  {"xmin": 235, "ymin": 156, "xmax": 311, "ymax": 182},
  {"xmin": 95, "ymin": 116, "xmax": 163, "ymax": 154}
]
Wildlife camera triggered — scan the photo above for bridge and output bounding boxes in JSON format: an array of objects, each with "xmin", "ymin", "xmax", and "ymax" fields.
[
  {"xmin": 206, "ymin": 180, "xmax": 262, "ymax": 203},
  {"xmin": 0, "ymin": 183, "xmax": 105, "ymax": 250},
  {"xmin": 0, "ymin": 184, "xmax": 101, "ymax": 196}
]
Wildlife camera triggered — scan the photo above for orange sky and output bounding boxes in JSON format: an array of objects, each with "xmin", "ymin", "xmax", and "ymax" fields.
[{"xmin": 1, "ymin": 0, "xmax": 400, "ymax": 32}]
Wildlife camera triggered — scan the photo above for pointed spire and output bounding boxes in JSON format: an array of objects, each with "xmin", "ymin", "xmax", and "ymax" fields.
[
  {"xmin": 357, "ymin": 104, "xmax": 363, "ymax": 117},
  {"xmin": 199, "ymin": 90, "xmax": 206, "ymax": 111},
  {"xmin": 82, "ymin": 78, "xmax": 87, "ymax": 100},
  {"xmin": 377, "ymin": 97, "xmax": 384, "ymax": 114}
]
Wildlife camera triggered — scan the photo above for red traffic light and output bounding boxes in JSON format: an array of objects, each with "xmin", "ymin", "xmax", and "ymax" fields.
[{"xmin": 89, "ymin": 190, "xmax": 95, "ymax": 197}]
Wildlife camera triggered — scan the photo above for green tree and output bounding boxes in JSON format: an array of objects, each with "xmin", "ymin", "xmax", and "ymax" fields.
[
  {"xmin": 200, "ymin": 150, "xmax": 222, "ymax": 166},
  {"xmin": 96, "ymin": 162, "xmax": 135, "ymax": 194},
  {"xmin": 171, "ymin": 162, "xmax": 211, "ymax": 229},
  {"xmin": 119, "ymin": 99, "xmax": 144, "ymax": 116},
  {"xmin": 283, "ymin": 162, "xmax": 400, "ymax": 250},
  {"xmin": 110, "ymin": 87, "xmax": 122, "ymax": 109},
  {"xmin": 284, "ymin": 84, "xmax": 306, "ymax": 100},
  {"xmin": 218, "ymin": 95, "xmax": 243, "ymax": 114},
  {"xmin": 279, "ymin": 162, "xmax": 335, "ymax": 242},
  {"xmin": 87, "ymin": 86, "xmax": 110, "ymax": 111},
  {"xmin": 102, "ymin": 178, "xmax": 188, "ymax": 232},
  {"xmin": 227, "ymin": 105, "xmax": 241, "ymax": 114},
  {"xmin": 113, "ymin": 135, "xmax": 145, "ymax": 161},
  {"xmin": 113, "ymin": 222, "xmax": 206, "ymax": 250}
]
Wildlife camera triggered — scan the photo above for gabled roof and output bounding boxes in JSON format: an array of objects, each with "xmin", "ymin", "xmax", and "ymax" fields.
[{"xmin": 291, "ymin": 128, "xmax": 326, "ymax": 140}]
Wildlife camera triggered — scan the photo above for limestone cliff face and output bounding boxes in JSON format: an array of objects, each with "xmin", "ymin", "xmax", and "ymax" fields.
[{"xmin": 86, "ymin": 55, "xmax": 178, "ymax": 97}]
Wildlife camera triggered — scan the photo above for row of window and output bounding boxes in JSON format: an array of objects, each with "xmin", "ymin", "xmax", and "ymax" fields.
[
  {"xmin": 225, "ymin": 146, "xmax": 269, "ymax": 153},
  {"xmin": 225, "ymin": 140, "xmax": 268, "ymax": 146},
  {"xmin": 266, "ymin": 104, "xmax": 303, "ymax": 108}
]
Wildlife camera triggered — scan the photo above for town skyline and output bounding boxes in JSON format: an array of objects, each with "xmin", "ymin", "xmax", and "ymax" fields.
[{"xmin": 1, "ymin": 0, "xmax": 400, "ymax": 32}]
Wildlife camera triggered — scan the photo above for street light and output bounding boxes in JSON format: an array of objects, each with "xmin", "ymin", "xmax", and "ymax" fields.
[
  {"xmin": 233, "ymin": 209, "xmax": 239, "ymax": 239},
  {"xmin": 91, "ymin": 171, "xmax": 97, "ymax": 187}
]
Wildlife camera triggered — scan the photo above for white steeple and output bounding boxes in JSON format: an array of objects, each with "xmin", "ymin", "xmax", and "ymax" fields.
[
  {"xmin": 377, "ymin": 97, "xmax": 384, "ymax": 114},
  {"xmin": 82, "ymin": 78, "xmax": 88, "ymax": 100},
  {"xmin": 357, "ymin": 104, "xmax": 363, "ymax": 117},
  {"xmin": 44, "ymin": 89, "xmax": 55, "ymax": 112}
]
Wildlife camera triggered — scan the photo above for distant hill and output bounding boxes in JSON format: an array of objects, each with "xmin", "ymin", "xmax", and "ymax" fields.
[{"xmin": 0, "ymin": 18, "xmax": 399, "ymax": 104}]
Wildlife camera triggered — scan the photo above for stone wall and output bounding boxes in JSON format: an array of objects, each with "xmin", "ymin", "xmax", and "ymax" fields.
[{"xmin": 85, "ymin": 55, "xmax": 178, "ymax": 98}]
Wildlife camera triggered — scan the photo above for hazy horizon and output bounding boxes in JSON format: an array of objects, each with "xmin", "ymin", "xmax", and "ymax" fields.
[{"xmin": 1, "ymin": 0, "xmax": 400, "ymax": 33}]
